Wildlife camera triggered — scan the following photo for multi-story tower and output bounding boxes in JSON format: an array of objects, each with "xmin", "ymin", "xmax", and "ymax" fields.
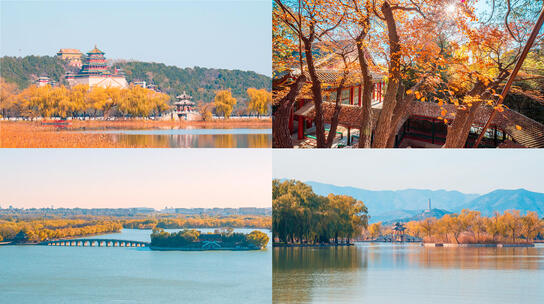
[{"xmin": 65, "ymin": 45, "xmax": 128, "ymax": 89}]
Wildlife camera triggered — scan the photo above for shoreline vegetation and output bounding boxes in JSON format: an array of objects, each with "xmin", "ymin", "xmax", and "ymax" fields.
[
  {"xmin": 400, "ymin": 210, "xmax": 544, "ymax": 245},
  {"xmin": 0, "ymin": 119, "xmax": 271, "ymax": 148},
  {"xmin": 0, "ymin": 214, "xmax": 271, "ymax": 245},
  {"xmin": 272, "ymin": 179, "xmax": 369, "ymax": 247},
  {"xmin": 150, "ymin": 228, "xmax": 269, "ymax": 251},
  {"xmin": 273, "ymin": 179, "xmax": 544, "ymax": 248}
]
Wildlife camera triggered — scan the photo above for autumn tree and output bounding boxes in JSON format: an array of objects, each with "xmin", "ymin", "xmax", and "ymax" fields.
[
  {"xmin": 0, "ymin": 78, "xmax": 18, "ymax": 118},
  {"xmin": 368, "ymin": 222, "xmax": 382, "ymax": 239},
  {"xmin": 247, "ymin": 88, "xmax": 272, "ymax": 117},
  {"xmin": 214, "ymin": 89, "xmax": 237, "ymax": 119}
]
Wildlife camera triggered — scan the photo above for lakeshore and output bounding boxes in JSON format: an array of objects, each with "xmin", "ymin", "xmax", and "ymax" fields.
[{"xmin": 0, "ymin": 119, "xmax": 271, "ymax": 148}]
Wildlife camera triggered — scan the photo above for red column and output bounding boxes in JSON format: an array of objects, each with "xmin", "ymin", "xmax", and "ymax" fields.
[
  {"xmin": 298, "ymin": 116, "xmax": 304, "ymax": 140},
  {"xmin": 349, "ymin": 87, "xmax": 354, "ymax": 105},
  {"xmin": 358, "ymin": 85, "xmax": 362, "ymax": 106},
  {"xmin": 378, "ymin": 82, "xmax": 382, "ymax": 102}
]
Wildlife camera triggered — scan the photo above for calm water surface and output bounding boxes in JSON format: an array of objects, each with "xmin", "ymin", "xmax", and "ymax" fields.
[
  {"xmin": 1, "ymin": 229, "xmax": 271, "ymax": 304},
  {"xmin": 77, "ymin": 128, "xmax": 272, "ymax": 148},
  {"xmin": 273, "ymin": 242, "xmax": 544, "ymax": 304}
]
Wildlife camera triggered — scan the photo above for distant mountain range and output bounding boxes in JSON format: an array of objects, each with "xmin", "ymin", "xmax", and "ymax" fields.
[
  {"xmin": 457, "ymin": 189, "xmax": 544, "ymax": 216},
  {"xmin": 302, "ymin": 181, "xmax": 544, "ymax": 223}
]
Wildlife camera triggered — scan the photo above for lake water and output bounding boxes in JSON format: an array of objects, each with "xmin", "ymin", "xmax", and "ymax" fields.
[
  {"xmin": 273, "ymin": 242, "xmax": 544, "ymax": 304},
  {"xmin": 0, "ymin": 228, "xmax": 271, "ymax": 304},
  {"xmin": 78, "ymin": 128, "xmax": 272, "ymax": 148}
]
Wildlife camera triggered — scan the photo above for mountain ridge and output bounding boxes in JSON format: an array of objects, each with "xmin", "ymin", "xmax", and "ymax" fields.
[{"xmin": 279, "ymin": 180, "xmax": 544, "ymax": 223}]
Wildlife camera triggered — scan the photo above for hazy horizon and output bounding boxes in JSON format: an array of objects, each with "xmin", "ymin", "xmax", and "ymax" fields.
[
  {"xmin": 0, "ymin": 149, "xmax": 272, "ymax": 209},
  {"xmin": 0, "ymin": 0, "xmax": 272, "ymax": 76},
  {"xmin": 273, "ymin": 150, "xmax": 544, "ymax": 195}
]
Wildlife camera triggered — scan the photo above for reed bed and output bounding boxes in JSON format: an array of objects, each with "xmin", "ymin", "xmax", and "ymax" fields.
[{"xmin": 0, "ymin": 119, "xmax": 271, "ymax": 148}]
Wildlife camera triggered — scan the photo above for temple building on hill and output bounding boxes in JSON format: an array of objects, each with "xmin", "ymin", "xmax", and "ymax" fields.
[
  {"xmin": 65, "ymin": 45, "xmax": 128, "ymax": 89},
  {"xmin": 56, "ymin": 48, "xmax": 83, "ymax": 68},
  {"xmin": 35, "ymin": 76, "xmax": 56, "ymax": 87}
]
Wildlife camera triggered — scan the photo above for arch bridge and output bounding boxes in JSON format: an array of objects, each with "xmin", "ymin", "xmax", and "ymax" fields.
[{"xmin": 40, "ymin": 239, "xmax": 149, "ymax": 248}]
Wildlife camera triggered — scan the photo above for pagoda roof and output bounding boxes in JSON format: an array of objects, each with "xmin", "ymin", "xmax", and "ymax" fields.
[
  {"xmin": 88, "ymin": 45, "xmax": 105, "ymax": 54},
  {"xmin": 176, "ymin": 91, "xmax": 192, "ymax": 99}
]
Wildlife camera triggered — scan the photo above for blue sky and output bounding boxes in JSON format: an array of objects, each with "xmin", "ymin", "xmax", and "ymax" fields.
[
  {"xmin": 0, "ymin": 149, "xmax": 272, "ymax": 209},
  {"xmin": 273, "ymin": 150, "xmax": 544, "ymax": 194},
  {"xmin": 0, "ymin": 0, "xmax": 271, "ymax": 76}
]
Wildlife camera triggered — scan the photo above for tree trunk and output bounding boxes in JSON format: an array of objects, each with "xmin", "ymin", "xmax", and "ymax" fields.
[
  {"xmin": 326, "ymin": 75, "xmax": 347, "ymax": 147},
  {"xmin": 273, "ymin": 75, "xmax": 307, "ymax": 148},
  {"xmin": 356, "ymin": 34, "xmax": 374, "ymax": 148},
  {"xmin": 373, "ymin": 2, "xmax": 401, "ymax": 148},
  {"xmin": 303, "ymin": 31, "xmax": 327, "ymax": 148},
  {"xmin": 443, "ymin": 84, "xmax": 486, "ymax": 148}
]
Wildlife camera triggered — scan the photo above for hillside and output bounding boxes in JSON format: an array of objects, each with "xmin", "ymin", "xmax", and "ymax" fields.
[
  {"xmin": 304, "ymin": 181, "xmax": 478, "ymax": 215},
  {"xmin": 379, "ymin": 209, "xmax": 452, "ymax": 225},
  {"xmin": 0, "ymin": 56, "xmax": 271, "ymax": 109},
  {"xmin": 116, "ymin": 61, "xmax": 271, "ymax": 104},
  {"xmin": 457, "ymin": 189, "xmax": 544, "ymax": 216},
  {"xmin": 0, "ymin": 56, "xmax": 69, "ymax": 88}
]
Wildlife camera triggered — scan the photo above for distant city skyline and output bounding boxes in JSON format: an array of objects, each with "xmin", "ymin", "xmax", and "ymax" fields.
[
  {"xmin": 273, "ymin": 150, "xmax": 544, "ymax": 195},
  {"xmin": 0, "ymin": 0, "xmax": 271, "ymax": 76},
  {"xmin": 0, "ymin": 149, "xmax": 272, "ymax": 209}
]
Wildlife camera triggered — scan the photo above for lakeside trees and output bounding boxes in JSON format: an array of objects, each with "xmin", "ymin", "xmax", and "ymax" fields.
[
  {"xmin": 122, "ymin": 215, "xmax": 271, "ymax": 229},
  {"xmin": 247, "ymin": 88, "xmax": 272, "ymax": 117},
  {"xmin": 404, "ymin": 210, "xmax": 544, "ymax": 244},
  {"xmin": 0, "ymin": 218, "xmax": 122, "ymax": 243},
  {"xmin": 214, "ymin": 89, "xmax": 237, "ymax": 119},
  {"xmin": 0, "ymin": 214, "xmax": 271, "ymax": 243},
  {"xmin": 0, "ymin": 82, "xmax": 170, "ymax": 119},
  {"xmin": 273, "ymin": 0, "xmax": 544, "ymax": 148},
  {"xmin": 1, "ymin": 78, "xmax": 273, "ymax": 119},
  {"xmin": 272, "ymin": 179, "xmax": 368, "ymax": 244}
]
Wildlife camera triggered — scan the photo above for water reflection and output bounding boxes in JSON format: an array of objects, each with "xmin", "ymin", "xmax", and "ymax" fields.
[
  {"xmin": 107, "ymin": 133, "xmax": 271, "ymax": 148},
  {"xmin": 273, "ymin": 243, "xmax": 544, "ymax": 304}
]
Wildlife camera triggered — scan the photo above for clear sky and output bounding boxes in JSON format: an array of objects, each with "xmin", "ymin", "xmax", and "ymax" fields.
[
  {"xmin": 0, "ymin": 149, "xmax": 272, "ymax": 209},
  {"xmin": 0, "ymin": 0, "xmax": 271, "ymax": 76},
  {"xmin": 273, "ymin": 150, "xmax": 544, "ymax": 195}
]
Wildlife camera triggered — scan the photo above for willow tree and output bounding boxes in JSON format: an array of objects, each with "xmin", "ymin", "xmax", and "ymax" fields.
[
  {"xmin": 214, "ymin": 89, "xmax": 237, "ymax": 119},
  {"xmin": 247, "ymin": 88, "xmax": 272, "ymax": 117}
]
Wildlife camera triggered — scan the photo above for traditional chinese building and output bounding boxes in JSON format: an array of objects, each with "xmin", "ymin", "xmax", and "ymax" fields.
[
  {"xmin": 174, "ymin": 91, "xmax": 198, "ymax": 120},
  {"xmin": 35, "ymin": 76, "xmax": 55, "ymax": 87},
  {"xmin": 65, "ymin": 45, "xmax": 128, "ymax": 89},
  {"xmin": 56, "ymin": 48, "xmax": 83, "ymax": 68},
  {"xmin": 274, "ymin": 43, "xmax": 544, "ymax": 148}
]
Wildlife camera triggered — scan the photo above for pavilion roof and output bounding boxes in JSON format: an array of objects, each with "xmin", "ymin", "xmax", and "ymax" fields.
[{"xmin": 88, "ymin": 45, "xmax": 105, "ymax": 54}]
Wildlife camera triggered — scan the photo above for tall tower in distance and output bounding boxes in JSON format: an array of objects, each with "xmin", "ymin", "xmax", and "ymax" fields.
[{"xmin": 426, "ymin": 198, "xmax": 431, "ymax": 212}]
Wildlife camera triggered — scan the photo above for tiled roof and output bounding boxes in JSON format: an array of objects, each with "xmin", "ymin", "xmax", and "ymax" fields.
[
  {"xmin": 295, "ymin": 101, "xmax": 544, "ymax": 148},
  {"xmin": 58, "ymin": 48, "xmax": 82, "ymax": 54},
  {"xmin": 88, "ymin": 45, "xmax": 104, "ymax": 54}
]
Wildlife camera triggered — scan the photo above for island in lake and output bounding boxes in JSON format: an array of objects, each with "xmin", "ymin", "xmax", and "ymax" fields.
[{"xmin": 150, "ymin": 228, "xmax": 269, "ymax": 251}]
